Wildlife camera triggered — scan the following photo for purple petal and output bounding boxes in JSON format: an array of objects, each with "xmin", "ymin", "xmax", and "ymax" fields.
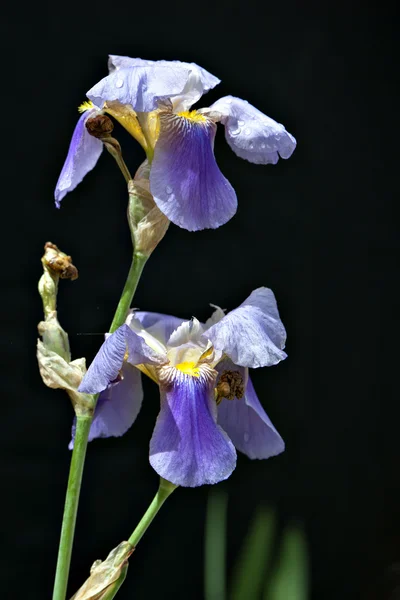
[
  {"xmin": 204, "ymin": 287, "xmax": 287, "ymax": 368},
  {"xmin": 69, "ymin": 363, "xmax": 143, "ymax": 448},
  {"xmin": 150, "ymin": 111, "xmax": 237, "ymax": 231},
  {"xmin": 149, "ymin": 367, "xmax": 237, "ymax": 487},
  {"xmin": 54, "ymin": 109, "xmax": 103, "ymax": 207},
  {"xmin": 87, "ymin": 65, "xmax": 199, "ymax": 113},
  {"xmin": 209, "ymin": 96, "xmax": 296, "ymax": 165},
  {"xmin": 133, "ymin": 311, "xmax": 185, "ymax": 345},
  {"xmin": 79, "ymin": 325, "xmax": 166, "ymax": 394},
  {"xmin": 108, "ymin": 56, "xmax": 220, "ymax": 96},
  {"xmin": 216, "ymin": 360, "xmax": 284, "ymax": 459}
]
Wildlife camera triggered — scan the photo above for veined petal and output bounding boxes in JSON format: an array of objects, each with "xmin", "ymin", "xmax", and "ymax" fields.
[
  {"xmin": 209, "ymin": 96, "xmax": 296, "ymax": 165},
  {"xmin": 149, "ymin": 365, "xmax": 237, "ymax": 487},
  {"xmin": 216, "ymin": 360, "xmax": 284, "ymax": 459},
  {"xmin": 132, "ymin": 311, "xmax": 185, "ymax": 346},
  {"xmin": 54, "ymin": 109, "xmax": 103, "ymax": 207},
  {"xmin": 69, "ymin": 362, "xmax": 143, "ymax": 448},
  {"xmin": 87, "ymin": 64, "xmax": 200, "ymax": 113},
  {"xmin": 108, "ymin": 55, "xmax": 220, "ymax": 99},
  {"xmin": 150, "ymin": 111, "xmax": 237, "ymax": 231},
  {"xmin": 204, "ymin": 287, "xmax": 287, "ymax": 368},
  {"xmin": 78, "ymin": 325, "xmax": 166, "ymax": 394}
]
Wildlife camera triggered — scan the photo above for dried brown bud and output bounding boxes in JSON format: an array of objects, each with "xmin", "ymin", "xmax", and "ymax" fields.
[
  {"xmin": 86, "ymin": 114, "xmax": 114, "ymax": 139},
  {"xmin": 216, "ymin": 370, "xmax": 245, "ymax": 402},
  {"xmin": 43, "ymin": 242, "xmax": 78, "ymax": 280}
]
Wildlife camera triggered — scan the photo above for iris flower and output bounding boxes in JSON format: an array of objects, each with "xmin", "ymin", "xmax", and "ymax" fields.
[
  {"xmin": 55, "ymin": 56, "xmax": 296, "ymax": 231},
  {"xmin": 77, "ymin": 287, "xmax": 287, "ymax": 487}
]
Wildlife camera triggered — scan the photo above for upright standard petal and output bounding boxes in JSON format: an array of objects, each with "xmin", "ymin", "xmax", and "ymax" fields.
[
  {"xmin": 108, "ymin": 56, "xmax": 220, "ymax": 96},
  {"xmin": 209, "ymin": 96, "xmax": 296, "ymax": 165},
  {"xmin": 204, "ymin": 287, "xmax": 287, "ymax": 368},
  {"xmin": 54, "ymin": 109, "xmax": 103, "ymax": 207},
  {"xmin": 150, "ymin": 111, "xmax": 237, "ymax": 231},
  {"xmin": 79, "ymin": 324, "xmax": 166, "ymax": 394},
  {"xmin": 131, "ymin": 311, "xmax": 184, "ymax": 346},
  {"xmin": 87, "ymin": 65, "xmax": 195, "ymax": 113},
  {"xmin": 149, "ymin": 365, "xmax": 237, "ymax": 487},
  {"xmin": 69, "ymin": 362, "xmax": 143, "ymax": 448},
  {"xmin": 216, "ymin": 360, "xmax": 284, "ymax": 459}
]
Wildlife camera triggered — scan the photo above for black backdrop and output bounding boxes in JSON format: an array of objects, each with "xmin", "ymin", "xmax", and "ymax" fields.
[{"xmin": 2, "ymin": 4, "xmax": 398, "ymax": 600}]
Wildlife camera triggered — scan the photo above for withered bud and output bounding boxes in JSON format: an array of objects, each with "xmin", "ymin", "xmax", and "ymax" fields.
[
  {"xmin": 43, "ymin": 242, "xmax": 78, "ymax": 280},
  {"xmin": 216, "ymin": 370, "xmax": 245, "ymax": 402},
  {"xmin": 86, "ymin": 114, "xmax": 114, "ymax": 139}
]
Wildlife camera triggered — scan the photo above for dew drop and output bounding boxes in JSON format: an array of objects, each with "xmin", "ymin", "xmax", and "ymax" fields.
[
  {"xmin": 244, "ymin": 431, "xmax": 250, "ymax": 443},
  {"xmin": 244, "ymin": 127, "xmax": 251, "ymax": 136},
  {"xmin": 230, "ymin": 127, "xmax": 241, "ymax": 137},
  {"xmin": 115, "ymin": 78, "xmax": 124, "ymax": 88},
  {"xmin": 261, "ymin": 142, "xmax": 266, "ymax": 149},
  {"xmin": 238, "ymin": 119, "xmax": 245, "ymax": 127},
  {"xmin": 249, "ymin": 142, "xmax": 254, "ymax": 150},
  {"xmin": 165, "ymin": 185, "xmax": 173, "ymax": 194},
  {"xmin": 226, "ymin": 98, "xmax": 232, "ymax": 104}
]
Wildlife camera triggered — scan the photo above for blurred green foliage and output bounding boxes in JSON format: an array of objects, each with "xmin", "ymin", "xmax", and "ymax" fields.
[{"xmin": 204, "ymin": 491, "xmax": 309, "ymax": 600}]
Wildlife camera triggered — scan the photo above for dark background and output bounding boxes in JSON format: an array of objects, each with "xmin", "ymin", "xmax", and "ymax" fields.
[{"xmin": 2, "ymin": 4, "xmax": 398, "ymax": 599}]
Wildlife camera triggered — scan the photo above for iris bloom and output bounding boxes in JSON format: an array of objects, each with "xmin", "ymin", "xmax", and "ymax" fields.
[
  {"xmin": 77, "ymin": 288, "xmax": 286, "ymax": 487},
  {"xmin": 55, "ymin": 56, "xmax": 296, "ymax": 231}
]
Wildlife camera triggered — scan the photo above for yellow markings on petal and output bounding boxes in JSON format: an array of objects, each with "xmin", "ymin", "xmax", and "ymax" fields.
[
  {"xmin": 78, "ymin": 100, "xmax": 95, "ymax": 113},
  {"xmin": 177, "ymin": 110, "xmax": 207, "ymax": 123},
  {"xmin": 175, "ymin": 361, "xmax": 201, "ymax": 377}
]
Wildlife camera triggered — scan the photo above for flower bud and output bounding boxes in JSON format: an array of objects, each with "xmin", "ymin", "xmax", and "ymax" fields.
[
  {"xmin": 128, "ymin": 161, "xmax": 169, "ymax": 256},
  {"xmin": 70, "ymin": 541, "xmax": 133, "ymax": 600}
]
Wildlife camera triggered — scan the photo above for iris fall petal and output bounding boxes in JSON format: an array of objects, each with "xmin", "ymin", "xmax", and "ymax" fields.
[{"xmin": 150, "ymin": 111, "xmax": 237, "ymax": 231}]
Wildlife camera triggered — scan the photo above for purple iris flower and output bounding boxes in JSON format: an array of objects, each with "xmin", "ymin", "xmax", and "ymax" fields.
[
  {"xmin": 55, "ymin": 56, "xmax": 296, "ymax": 231},
  {"xmin": 77, "ymin": 287, "xmax": 287, "ymax": 487}
]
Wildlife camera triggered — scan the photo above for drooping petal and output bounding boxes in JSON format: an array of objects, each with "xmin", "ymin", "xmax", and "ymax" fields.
[
  {"xmin": 78, "ymin": 325, "xmax": 166, "ymax": 394},
  {"xmin": 69, "ymin": 362, "xmax": 143, "ymax": 449},
  {"xmin": 150, "ymin": 111, "xmax": 237, "ymax": 231},
  {"xmin": 209, "ymin": 96, "xmax": 296, "ymax": 165},
  {"xmin": 204, "ymin": 287, "xmax": 287, "ymax": 368},
  {"xmin": 216, "ymin": 359, "xmax": 284, "ymax": 459},
  {"xmin": 88, "ymin": 62, "xmax": 215, "ymax": 113},
  {"xmin": 54, "ymin": 109, "xmax": 103, "ymax": 207},
  {"xmin": 149, "ymin": 365, "xmax": 237, "ymax": 487},
  {"xmin": 107, "ymin": 56, "xmax": 220, "ymax": 109},
  {"xmin": 130, "ymin": 311, "xmax": 184, "ymax": 346}
]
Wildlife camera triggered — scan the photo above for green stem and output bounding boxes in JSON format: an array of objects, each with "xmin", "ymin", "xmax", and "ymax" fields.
[
  {"xmin": 109, "ymin": 252, "xmax": 147, "ymax": 333},
  {"xmin": 52, "ymin": 416, "xmax": 92, "ymax": 600},
  {"xmin": 128, "ymin": 478, "xmax": 177, "ymax": 547},
  {"xmin": 52, "ymin": 251, "xmax": 148, "ymax": 600}
]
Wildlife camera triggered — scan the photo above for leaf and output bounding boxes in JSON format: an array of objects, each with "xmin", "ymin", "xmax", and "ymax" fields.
[
  {"xmin": 266, "ymin": 524, "xmax": 309, "ymax": 600},
  {"xmin": 204, "ymin": 490, "xmax": 228, "ymax": 600},
  {"xmin": 231, "ymin": 508, "xmax": 276, "ymax": 600}
]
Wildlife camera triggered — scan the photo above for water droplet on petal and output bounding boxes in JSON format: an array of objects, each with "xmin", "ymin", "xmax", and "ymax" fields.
[
  {"xmin": 230, "ymin": 127, "xmax": 241, "ymax": 137},
  {"xmin": 165, "ymin": 186, "xmax": 173, "ymax": 195},
  {"xmin": 249, "ymin": 142, "xmax": 254, "ymax": 150},
  {"xmin": 244, "ymin": 127, "xmax": 251, "ymax": 136},
  {"xmin": 261, "ymin": 143, "xmax": 266, "ymax": 149},
  {"xmin": 115, "ymin": 78, "xmax": 124, "ymax": 88},
  {"xmin": 244, "ymin": 431, "xmax": 250, "ymax": 443},
  {"xmin": 226, "ymin": 98, "xmax": 232, "ymax": 104},
  {"xmin": 238, "ymin": 119, "xmax": 245, "ymax": 127}
]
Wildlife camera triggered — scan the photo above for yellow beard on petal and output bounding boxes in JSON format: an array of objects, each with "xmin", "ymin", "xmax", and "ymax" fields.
[
  {"xmin": 175, "ymin": 361, "xmax": 201, "ymax": 377},
  {"xmin": 177, "ymin": 110, "xmax": 207, "ymax": 123},
  {"xmin": 78, "ymin": 100, "xmax": 95, "ymax": 113}
]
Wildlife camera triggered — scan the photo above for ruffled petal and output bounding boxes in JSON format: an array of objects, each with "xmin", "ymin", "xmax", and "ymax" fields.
[
  {"xmin": 149, "ymin": 366, "xmax": 237, "ymax": 487},
  {"xmin": 167, "ymin": 318, "xmax": 204, "ymax": 347},
  {"xmin": 69, "ymin": 363, "xmax": 143, "ymax": 448},
  {"xmin": 204, "ymin": 287, "xmax": 287, "ymax": 368},
  {"xmin": 150, "ymin": 111, "xmax": 237, "ymax": 230},
  {"xmin": 131, "ymin": 311, "xmax": 184, "ymax": 346},
  {"xmin": 209, "ymin": 96, "xmax": 296, "ymax": 165},
  {"xmin": 88, "ymin": 60, "xmax": 218, "ymax": 113},
  {"xmin": 54, "ymin": 109, "xmax": 103, "ymax": 207},
  {"xmin": 107, "ymin": 56, "xmax": 220, "ymax": 109},
  {"xmin": 216, "ymin": 360, "xmax": 284, "ymax": 459},
  {"xmin": 78, "ymin": 325, "xmax": 166, "ymax": 394}
]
